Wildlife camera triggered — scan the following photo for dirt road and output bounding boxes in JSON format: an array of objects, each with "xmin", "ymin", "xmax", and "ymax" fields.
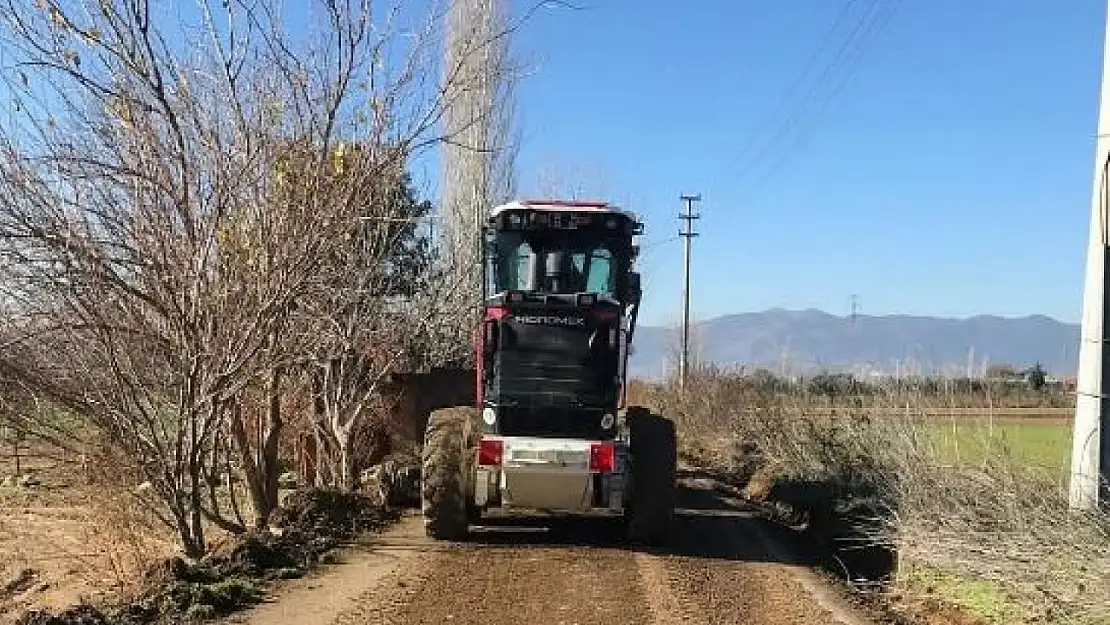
[{"xmin": 229, "ymin": 473, "xmax": 884, "ymax": 625}]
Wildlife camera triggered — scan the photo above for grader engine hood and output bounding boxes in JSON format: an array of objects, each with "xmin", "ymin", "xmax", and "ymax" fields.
[{"xmin": 483, "ymin": 303, "xmax": 622, "ymax": 439}]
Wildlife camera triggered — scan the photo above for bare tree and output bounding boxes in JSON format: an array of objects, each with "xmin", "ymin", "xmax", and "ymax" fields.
[
  {"xmin": 296, "ymin": 153, "xmax": 438, "ymax": 491},
  {"xmin": 0, "ymin": 0, "xmax": 519, "ymax": 555}
]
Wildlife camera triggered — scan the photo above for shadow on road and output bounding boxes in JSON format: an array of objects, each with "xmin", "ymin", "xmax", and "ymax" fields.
[
  {"xmin": 458, "ymin": 475, "xmax": 819, "ymax": 568},
  {"xmin": 455, "ymin": 467, "xmax": 899, "ymax": 587}
]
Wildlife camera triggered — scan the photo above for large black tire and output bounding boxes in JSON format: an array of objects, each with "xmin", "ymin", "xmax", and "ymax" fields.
[
  {"xmin": 625, "ymin": 407, "xmax": 677, "ymax": 546},
  {"xmin": 421, "ymin": 407, "xmax": 479, "ymax": 540}
]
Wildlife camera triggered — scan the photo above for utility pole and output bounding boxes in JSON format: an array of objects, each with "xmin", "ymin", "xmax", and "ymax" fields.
[
  {"xmin": 1071, "ymin": 0, "xmax": 1110, "ymax": 511},
  {"xmin": 679, "ymin": 194, "xmax": 701, "ymax": 389}
]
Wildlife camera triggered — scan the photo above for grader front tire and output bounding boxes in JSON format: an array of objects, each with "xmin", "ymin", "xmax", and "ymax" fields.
[{"xmin": 420, "ymin": 407, "xmax": 479, "ymax": 541}]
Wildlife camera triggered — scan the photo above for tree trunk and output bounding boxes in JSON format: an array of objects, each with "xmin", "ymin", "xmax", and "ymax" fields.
[
  {"xmin": 189, "ymin": 478, "xmax": 206, "ymax": 556},
  {"xmin": 183, "ymin": 386, "xmax": 208, "ymax": 557},
  {"xmin": 175, "ymin": 477, "xmax": 207, "ymax": 558},
  {"xmin": 176, "ymin": 516, "xmax": 206, "ymax": 559},
  {"xmin": 260, "ymin": 366, "xmax": 283, "ymax": 521},
  {"xmin": 229, "ymin": 399, "xmax": 268, "ymax": 525},
  {"xmin": 313, "ymin": 427, "xmax": 334, "ymax": 487},
  {"xmin": 169, "ymin": 496, "xmax": 194, "ymax": 558},
  {"xmin": 312, "ymin": 370, "xmax": 333, "ymax": 487},
  {"xmin": 300, "ymin": 431, "xmax": 318, "ymax": 484},
  {"xmin": 338, "ymin": 431, "xmax": 357, "ymax": 491}
]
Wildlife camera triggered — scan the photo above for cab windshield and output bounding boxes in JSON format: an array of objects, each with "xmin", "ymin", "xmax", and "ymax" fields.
[{"xmin": 489, "ymin": 230, "xmax": 619, "ymax": 297}]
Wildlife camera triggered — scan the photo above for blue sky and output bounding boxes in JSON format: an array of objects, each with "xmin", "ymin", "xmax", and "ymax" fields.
[
  {"xmin": 3, "ymin": 1, "xmax": 1100, "ymax": 329},
  {"xmin": 497, "ymin": 0, "xmax": 1106, "ymax": 327}
]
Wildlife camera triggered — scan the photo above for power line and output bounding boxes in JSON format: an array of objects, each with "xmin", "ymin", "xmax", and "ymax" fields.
[
  {"xmin": 637, "ymin": 235, "xmax": 680, "ymax": 254},
  {"xmin": 739, "ymin": 1, "xmax": 884, "ymax": 184},
  {"xmin": 738, "ymin": 0, "xmax": 903, "ymax": 197},
  {"xmin": 728, "ymin": 0, "xmax": 903, "ymax": 192},
  {"xmin": 740, "ymin": 0, "xmax": 886, "ymax": 178},
  {"xmin": 727, "ymin": 0, "xmax": 865, "ymax": 175}
]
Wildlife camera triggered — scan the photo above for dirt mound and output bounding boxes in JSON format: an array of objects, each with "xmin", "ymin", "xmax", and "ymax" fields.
[
  {"xmin": 136, "ymin": 489, "xmax": 399, "ymax": 618},
  {"xmin": 270, "ymin": 488, "xmax": 394, "ymax": 540},
  {"xmin": 175, "ymin": 488, "xmax": 398, "ymax": 584},
  {"xmin": 199, "ymin": 530, "xmax": 307, "ymax": 580}
]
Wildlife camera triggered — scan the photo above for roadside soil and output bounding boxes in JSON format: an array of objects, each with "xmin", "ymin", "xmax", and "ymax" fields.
[
  {"xmin": 0, "ymin": 449, "xmax": 180, "ymax": 623},
  {"xmin": 226, "ymin": 472, "xmax": 904, "ymax": 625}
]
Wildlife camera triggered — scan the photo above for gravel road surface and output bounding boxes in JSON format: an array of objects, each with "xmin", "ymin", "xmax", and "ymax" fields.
[{"xmin": 230, "ymin": 472, "xmax": 885, "ymax": 625}]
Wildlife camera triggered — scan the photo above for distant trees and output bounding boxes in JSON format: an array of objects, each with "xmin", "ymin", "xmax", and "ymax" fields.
[
  {"xmin": 986, "ymin": 363, "xmax": 1018, "ymax": 380},
  {"xmin": 710, "ymin": 367, "xmax": 1061, "ymax": 399},
  {"xmin": 1024, "ymin": 363, "xmax": 1047, "ymax": 391},
  {"xmin": 806, "ymin": 372, "xmax": 861, "ymax": 398},
  {"xmin": 985, "ymin": 362, "xmax": 1048, "ymax": 390}
]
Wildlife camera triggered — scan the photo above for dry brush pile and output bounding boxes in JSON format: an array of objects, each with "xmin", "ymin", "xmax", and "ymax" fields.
[{"xmin": 632, "ymin": 370, "xmax": 1110, "ymax": 625}]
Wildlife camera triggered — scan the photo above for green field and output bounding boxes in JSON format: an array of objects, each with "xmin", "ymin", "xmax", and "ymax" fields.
[{"xmin": 929, "ymin": 421, "xmax": 1072, "ymax": 477}]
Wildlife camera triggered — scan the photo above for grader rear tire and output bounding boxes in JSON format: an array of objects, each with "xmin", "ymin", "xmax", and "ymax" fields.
[
  {"xmin": 625, "ymin": 406, "xmax": 678, "ymax": 546},
  {"xmin": 421, "ymin": 407, "xmax": 479, "ymax": 540}
]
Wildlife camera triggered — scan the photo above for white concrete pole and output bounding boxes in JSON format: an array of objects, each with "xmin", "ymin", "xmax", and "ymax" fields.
[{"xmin": 1070, "ymin": 0, "xmax": 1110, "ymax": 511}]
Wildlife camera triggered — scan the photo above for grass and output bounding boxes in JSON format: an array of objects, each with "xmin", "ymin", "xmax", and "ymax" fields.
[{"xmin": 903, "ymin": 563, "xmax": 1024, "ymax": 624}]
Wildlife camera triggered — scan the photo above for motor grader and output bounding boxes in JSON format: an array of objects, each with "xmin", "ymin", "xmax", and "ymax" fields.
[{"xmin": 420, "ymin": 199, "xmax": 677, "ymax": 545}]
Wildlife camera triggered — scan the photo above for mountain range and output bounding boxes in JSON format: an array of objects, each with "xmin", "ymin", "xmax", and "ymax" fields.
[{"xmin": 627, "ymin": 308, "xmax": 1081, "ymax": 380}]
